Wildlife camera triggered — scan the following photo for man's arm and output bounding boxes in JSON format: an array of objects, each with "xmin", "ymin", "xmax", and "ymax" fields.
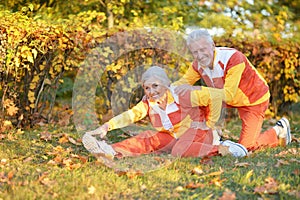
[
  {"xmin": 223, "ymin": 53, "xmax": 246, "ymax": 104},
  {"xmin": 173, "ymin": 64, "xmax": 201, "ymax": 95},
  {"xmin": 191, "ymin": 87, "xmax": 224, "ymax": 128},
  {"xmin": 173, "ymin": 64, "xmax": 201, "ymax": 86},
  {"xmin": 178, "ymin": 86, "xmax": 224, "ymax": 129}
]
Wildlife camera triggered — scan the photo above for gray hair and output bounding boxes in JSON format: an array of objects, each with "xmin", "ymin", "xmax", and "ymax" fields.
[
  {"xmin": 141, "ymin": 66, "xmax": 171, "ymax": 87},
  {"xmin": 186, "ymin": 29, "xmax": 214, "ymax": 46}
]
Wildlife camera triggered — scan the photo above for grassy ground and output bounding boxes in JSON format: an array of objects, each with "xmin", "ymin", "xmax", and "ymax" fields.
[{"xmin": 0, "ymin": 110, "xmax": 299, "ymax": 200}]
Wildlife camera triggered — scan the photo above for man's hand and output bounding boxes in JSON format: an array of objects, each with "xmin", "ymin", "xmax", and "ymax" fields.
[
  {"xmin": 174, "ymin": 84, "xmax": 201, "ymax": 96},
  {"xmin": 86, "ymin": 123, "xmax": 109, "ymax": 138}
]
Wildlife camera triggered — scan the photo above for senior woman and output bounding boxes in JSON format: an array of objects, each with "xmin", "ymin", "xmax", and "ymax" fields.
[{"xmin": 82, "ymin": 66, "xmax": 248, "ymax": 161}]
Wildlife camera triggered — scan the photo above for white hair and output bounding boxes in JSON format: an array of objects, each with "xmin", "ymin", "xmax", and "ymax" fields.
[
  {"xmin": 186, "ymin": 29, "xmax": 214, "ymax": 46},
  {"xmin": 141, "ymin": 66, "xmax": 171, "ymax": 87}
]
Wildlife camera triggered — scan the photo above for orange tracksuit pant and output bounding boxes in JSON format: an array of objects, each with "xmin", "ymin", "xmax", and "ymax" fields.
[
  {"xmin": 237, "ymin": 100, "xmax": 278, "ymax": 150},
  {"xmin": 112, "ymin": 128, "xmax": 219, "ymax": 158}
]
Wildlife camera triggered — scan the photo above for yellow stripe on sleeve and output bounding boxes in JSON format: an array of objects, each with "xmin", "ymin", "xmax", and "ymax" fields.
[
  {"xmin": 108, "ymin": 100, "xmax": 148, "ymax": 130},
  {"xmin": 224, "ymin": 63, "xmax": 245, "ymax": 103},
  {"xmin": 172, "ymin": 65, "xmax": 201, "ymax": 86}
]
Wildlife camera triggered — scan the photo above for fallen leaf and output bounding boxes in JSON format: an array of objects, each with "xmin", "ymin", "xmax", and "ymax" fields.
[
  {"xmin": 292, "ymin": 169, "xmax": 300, "ymax": 176},
  {"xmin": 175, "ymin": 186, "xmax": 184, "ymax": 192},
  {"xmin": 256, "ymin": 162, "xmax": 267, "ymax": 167},
  {"xmin": 140, "ymin": 184, "xmax": 147, "ymax": 191},
  {"xmin": 218, "ymin": 145, "xmax": 231, "ymax": 156},
  {"xmin": 210, "ymin": 177, "xmax": 226, "ymax": 187},
  {"xmin": 23, "ymin": 157, "xmax": 34, "ymax": 163},
  {"xmin": 68, "ymin": 137, "xmax": 82, "ymax": 145},
  {"xmin": 288, "ymin": 190, "xmax": 300, "ymax": 199},
  {"xmin": 199, "ymin": 168, "xmax": 224, "ymax": 178},
  {"xmin": 3, "ymin": 120, "xmax": 12, "ymax": 127},
  {"xmin": 38, "ymin": 171, "xmax": 56, "ymax": 186},
  {"xmin": 1, "ymin": 159, "xmax": 8, "ymax": 166},
  {"xmin": 275, "ymin": 148, "xmax": 299, "ymax": 157},
  {"xmin": 185, "ymin": 182, "xmax": 205, "ymax": 189},
  {"xmin": 200, "ymin": 156, "xmax": 214, "ymax": 165},
  {"xmin": 40, "ymin": 177, "xmax": 56, "ymax": 186},
  {"xmin": 291, "ymin": 136, "xmax": 299, "ymax": 143},
  {"xmin": 36, "ymin": 121, "xmax": 46, "ymax": 127},
  {"xmin": 6, "ymin": 104, "xmax": 19, "ymax": 116},
  {"xmin": 0, "ymin": 171, "xmax": 12, "ymax": 185},
  {"xmin": 191, "ymin": 167, "xmax": 204, "ymax": 175},
  {"xmin": 71, "ymin": 154, "xmax": 88, "ymax": 164},
  {"xmin": 254, "ymin": 177, "xmax": 279, "ymax": 194},
  {"xmin": 290, "ymin": 158, "xmax": 300, "ymax": 163},
  {"xmin": 218, "ymin": 189, "xmax": 236, "ymax": 200},
  {"xmin": 16, "ymin": 129, "xmax": 24, "ymax": 135},
  {"xmin": 56, "ymin": 108, "xmax": 73, "ymax": 126},
  {"xmin": 38, "ymin": 172, "xmax": 49, "ymax": 180},
  {"xmin": 7, "ymin": 171, "xmax": 14, "ymax": 180},
  {"xmin": 88, "ymin": 185, "xmax": 96, "ymax": 194},
  {"xmin": 62, "ymin": 158, "xmax": 73, "ymax": 166},
  {"xmin": 54, "ymin": 155, "xmax": 63, "ymax": 163},
  {"xmin": 275, "ymin": 159, "xmax": 289, "ymax": 167},
  {"xmin": 114, "ymin": 170, "xmax": 127, "ymax": 176},
  {"xmin": 234, "ymin": 162, "xmax": 250, "ymax": 167},
  {"xmin": 47, "ymin": 160, "xmax": 57, "ymax": 165},
  {"xmin": 126, "ymin": 170, "xmax": 144, "ymax": 179},
  {"xmin": 40, "ymin": 131, "xmax": 52, "ymax": 141},
  {"xmin": 154, "ymin": 156, "xmax": 164, "ymax": 163},
  {"xmin": 51, "ymin": 145, "xmax": 66, "ymax": 154},
  {"xmin": 0, "ymin": 134, "xmax": 6, "ymax": 140},
  {"xmin": 7, "ymin": 132, "xmax": 16, "ymax": 141},
  {"xmin": 18, "ymin": 180, "xmax": 29, "ymax": 186},
  {"xmin": 58, "ymin": 134, "xmax": 69, "ymax": 144},
  {"xmin": 240, "ymin": 170, "xmax": 253, "ymax": 184}
]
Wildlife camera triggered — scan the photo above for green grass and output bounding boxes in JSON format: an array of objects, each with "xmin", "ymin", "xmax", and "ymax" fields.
[{"xmin": 0, "ymin": 114, "xmax": 299, "ymax": 200}]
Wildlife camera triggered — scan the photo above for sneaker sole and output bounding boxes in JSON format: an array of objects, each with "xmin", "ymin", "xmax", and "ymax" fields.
[
  {"xmin": 281, "ymin": 117, "xmax": 291, "ymax": 145},
  {"xmin": 82, "ymin": 134, "xmax": 103, "ymax": 154}
]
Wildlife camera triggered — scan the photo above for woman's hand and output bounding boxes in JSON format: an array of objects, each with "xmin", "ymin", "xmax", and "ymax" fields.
[{"xmin": 86, "ymin": 123, "xmax": 109, "ymax": 138}]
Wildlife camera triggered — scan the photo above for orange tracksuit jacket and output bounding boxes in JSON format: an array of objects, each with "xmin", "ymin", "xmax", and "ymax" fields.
[
  {"xmin": 107, "ymin": 87, "xmax": 223, "ymax": 138},
  {"xmin": 105, "ymin": 87, "xmax": 223, "ymax": 157},
  {"xmin": 175, "ymin": 47, "xmax": 270, "ymax": 107}
]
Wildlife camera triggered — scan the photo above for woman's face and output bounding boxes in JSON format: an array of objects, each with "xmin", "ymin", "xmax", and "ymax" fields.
[
  {"xmin": 143, "ymin": 76, "xmax": 168, "ymax": 102},
  {"xmin": 189, "ymin": 38, "xmax": 215, "ymax": 68}
]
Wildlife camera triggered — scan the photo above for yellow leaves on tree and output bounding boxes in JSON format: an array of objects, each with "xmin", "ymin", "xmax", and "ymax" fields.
[
  {"xmin": 20, "ymin": 45, "xmax": 34, "ymax": 63},
  {"xmin": 28, "ymin": 90, "xmax": 35, "ymax": 108},
  {"xmin": 283, "ymin": 85, "xmax": 298, "ymax": 102}
]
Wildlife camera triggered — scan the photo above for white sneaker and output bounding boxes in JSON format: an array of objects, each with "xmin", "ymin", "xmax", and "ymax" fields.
[
  {"xmin": 276, "ymin": 117, "xmax": 291, "ymax": 145},
  {"xmin": 220, "ymin": 140, "xmax": 248, "ymax": 157},
  {"xmin": 82, "ymin": 134, "xmax": 116, "ymax": 158}
]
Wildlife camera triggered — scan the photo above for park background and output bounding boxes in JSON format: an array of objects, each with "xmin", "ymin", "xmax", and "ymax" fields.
[{"xmin": 0, "ymin": 0, "xmax": 299, "ymax": 199}]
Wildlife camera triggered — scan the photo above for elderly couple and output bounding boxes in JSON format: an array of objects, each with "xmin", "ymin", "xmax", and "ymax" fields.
[{"xmin": 82, "ymin": 29, "xmax": 291, "ymax": 162}]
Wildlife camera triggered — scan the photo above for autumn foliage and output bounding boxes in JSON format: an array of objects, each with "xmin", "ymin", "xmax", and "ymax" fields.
[{"xmin": 0, "ymin": 2, "xmax": 299, "ymax": 131}]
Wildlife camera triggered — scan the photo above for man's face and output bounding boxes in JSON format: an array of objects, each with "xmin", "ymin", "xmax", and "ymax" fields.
[
  {"xmin": 143, "ymin": 77, "xmax": 168, "ymax": 102},
  {"xmin": 189, "ymin": 38, "xmax": 215, "ymax": 68}
]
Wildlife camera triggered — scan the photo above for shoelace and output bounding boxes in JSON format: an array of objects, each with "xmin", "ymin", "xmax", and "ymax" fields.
[{"xmin": 276, "ymin": 120, "xmax": 284, "ymax": 128}]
